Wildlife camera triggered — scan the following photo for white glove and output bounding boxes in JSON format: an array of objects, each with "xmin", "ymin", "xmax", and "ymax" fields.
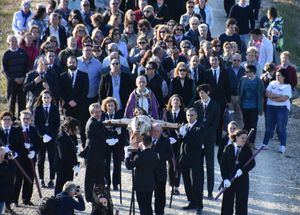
[
  {"xmin": 13, "ymin": 152, "xmax": 18, "ymax": 159},
  {"xmin": 72, "ymin": 164, "xmax": 80, "ymax": 174},
  {"xmin": 106, "ymin": 138, "xmax": 119, "ymax": 146},
  {"xmin": 169, "ymin": 137, "xmax": 177, "ymax": 144},
  {"xmin": 179, "ymin": 126, "xmax": 187, "ymax": 137},
  {"xmin": 42, "ymin": 134, "xmax": 52, "ymax": 143},
  {"xmin": 4, "ymin": 146, "xmax": 10, "ymax": 153},
  {"xmin": 124, "ymin": 146, "xmax": 130, "ymax": 158},
  {"xmin": 115, "ymin": 127, "xmax": 122, "ymax": 135},
  {"xmin": 27, "ymin": 151, "xmax": 35, "ymax": 159},
  {"xmin": 24, "ymin": 142, "xmax": 31, "ymax": 149},
  {"xmin": 223, "ymin": 179, "xmax": 231, "ymax": 188},
  {"xmin": 234, "ymin": 169, "xmax": 243, "ymax": 178}
]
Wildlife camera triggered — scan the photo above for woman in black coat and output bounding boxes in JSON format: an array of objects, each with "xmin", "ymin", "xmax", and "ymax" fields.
[
  {"xmin": 54, "ymin": 117, "xmax": 80, "ymax": 195},
  {"xmin": 101, "ymin": 97, "xmax": 126, "ymax": 191},
  {"xmin": 163, "ymin": 94, "xmax": 187, "ymax": 195},
  {"xmin": 169, "ymin": 62, "xmax": 196, "ymax": 108},
  {"xmin": 220, "ymin": 129, "xmax": 256, "ymax": 215}
]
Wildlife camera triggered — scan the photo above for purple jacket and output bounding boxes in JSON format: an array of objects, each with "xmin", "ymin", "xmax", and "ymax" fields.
[{"xmin": 124, "ymin": 89, "xmax": 159, "ymax": 119}]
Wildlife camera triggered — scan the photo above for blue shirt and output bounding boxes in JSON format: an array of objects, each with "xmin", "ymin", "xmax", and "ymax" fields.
[
  {"xmin": 241, "ymin": 78, "xmax": 258, "ymax": 109},
  {"xmin": 77, "ymin": 57, "xmax": 102, "ymax": 98}
]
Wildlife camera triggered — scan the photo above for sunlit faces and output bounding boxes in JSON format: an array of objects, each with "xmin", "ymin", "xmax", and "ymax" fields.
[
  {"xmin": 42, "ymin": 92, "xmax": 52, "ymax": 105},
  {"xmin": 186, "ymin": 109, "xmax": 197, "ymax": 124}
]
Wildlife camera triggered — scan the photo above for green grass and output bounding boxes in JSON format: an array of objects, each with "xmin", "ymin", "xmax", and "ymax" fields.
[
  {"xmin": 274, "ymin": 1, "xmax": 300, "ymax": 67},
  {"xmin": 0, "ymin": 0, "xmax": 20, "ymax": 109}
]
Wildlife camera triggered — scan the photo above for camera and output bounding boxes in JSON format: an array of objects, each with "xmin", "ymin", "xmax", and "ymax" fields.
[{"xmin": 75, "ymin": 185, "xmax": 80, "ymax": 193}]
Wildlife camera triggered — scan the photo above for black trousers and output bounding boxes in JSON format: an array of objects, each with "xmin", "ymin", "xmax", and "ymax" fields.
[
  {"xmin": 168, "ymin": 142, "xmax": 181, "ymax": 187},
  {"xmin": 221, "ymin": 176, "xmax": 249, "ymax": 215},
  {"xmin": 37, "ymin": 140, "xmax": 56, "ymax": 180},
  {"xmin": 136, "ymin": 191, "xmax": 153, "ymax": 215},
  {"xmin": 217, "ymin": 106, "xmax": 226, "ymax": 146},
  {"xmin": 6, "ymin": 80, "xmax": 26, "ymax": 118},
  {"xmin": 181, "ymin": 162, "xmax": 204, "ymax": 209},
  {"xmin": 85, "ymin": 159, "xmax": 105, "ymax": 202},
  {"xmin": 154, "ymin": 180, "xmax": 166, "ymax": 215},
  {"xmin": 13, "ymin": 158, "xmax": 34, "ymax": 203},
  {"xmin": 242, "ymin": 108, "xmax": 258, "ymax": 144},
  {"xmin": 55, "ymin": 168, "xmax": 73, "ymax": 195},
  {"xmin": 224, "ymin": 0, "xmax": 235, "ymax": 17},
  {"xmin": 250, "ymin": 0, "xmax": 261, "ymax": 20},
  {"xmin": 5, "ymin": 161, "xmax": 16, "ymax": 208},
  {"xmin": 203, "ymin": 142, "xmax": 215, "ymax": 195},
  {"xmin": 104, "ymin": 144, "xmax": 122, "ymax": 187}
]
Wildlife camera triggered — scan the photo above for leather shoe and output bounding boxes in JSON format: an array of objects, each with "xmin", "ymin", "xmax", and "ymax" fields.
[
  {"xmin": 207, "ymin": 193, "xmax": 214, "ymax": 200},
  {"xmin": 113, "ymin": 185, "xmax": 119, "ymax": 191},
  {"xmin": 182, "ymin": 204, "xmax": 197, "ymax": 210},
  {"xmin": 196, "ymin": 208, "xmax": 203, "ymax": 214},
  {"xmin": 23, "ymin": 201, "xmax": 34, "ymax": 206},
  {"xmin": 41, "ymin": 180, "xmax": 46, "ymax": 188},
  {"xmin": 48, "ymin": 180, "xmax": 54, "ymax": 188},
  {"xmin": 5, "ymin": 207, "xmax": 17, "ymax": 214}
]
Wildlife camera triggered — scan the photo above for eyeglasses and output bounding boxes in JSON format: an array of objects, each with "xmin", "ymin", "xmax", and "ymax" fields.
[
  {"xmin": 232, "ymin": 59, "xmax": 241, "ymax": 62},
  {"xmin": 182, "ymin": 46, "xmax": 190, "ymax": 49},
  {"xmin": 138, "ymin": 41, "xmax": 146, "ymax": 44},
  {"xmin": 22, "ymin": 117, "xmax": 31, "ymax": 120},
  {"xmin": 176, "ymin": 28, "xmax": 183, "ymax": 31},
  {"xmin": 2, "ymin": 118, "xmax": 12, "ymax": 121},
  {"xmin": 159, "ymin": 30, "xmax": 166, "ymax": 34},
  {"xmin": 191, "ymin": 23, "xmax": 198, "ymax": 25},
  {"xmin": 78, "ymin": 29, "xmax": 85, "ymax": 33},
  {"xmin": 139, "ymin": 27, "xmax": 147, "ymax": 31},
  {"xmin": 111, "ymin": 62, "xmax": 119, "ymax": 65},
  {"xmin": 188, "ymin": 6, "xmax": 194, "ymax": 8}
]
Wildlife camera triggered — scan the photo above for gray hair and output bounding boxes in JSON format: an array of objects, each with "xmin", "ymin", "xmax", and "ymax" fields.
[
  {"xmin": 63, "ymin": 181, "xmax": 77, "ymax": 193},
  {"xmin": 89, "ymin": 103, "xmax": 101, "ymax": 114}
]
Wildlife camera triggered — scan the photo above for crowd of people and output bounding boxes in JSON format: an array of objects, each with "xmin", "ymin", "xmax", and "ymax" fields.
[{"xmin": 0, "ymin": 0, "xmax": 298, "ymax": 214}]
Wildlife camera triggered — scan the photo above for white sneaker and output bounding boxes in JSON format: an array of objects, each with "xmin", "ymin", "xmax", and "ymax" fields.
[{"xmin": 279, "ymin": 145, "xmax": 286, "ymax": 154}]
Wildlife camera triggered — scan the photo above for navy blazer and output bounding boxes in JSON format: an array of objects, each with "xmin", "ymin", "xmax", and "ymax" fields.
[
  {"xmin": 179, "ymin": 121, "xmax": 205, "ymax": 166},
  {"xmin": 153, "ymin": 136, "xmax": 172, "ymax": 182},
  {"xmin": 34, "ymin": 104, "xmax": 60, "ymax": 140},
  {"xmin": 125, "ymin": 148, "xmax": 159, "ymax": 192}
]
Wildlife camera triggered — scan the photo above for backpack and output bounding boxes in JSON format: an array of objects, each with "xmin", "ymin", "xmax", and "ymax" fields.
[{"xmin": 39, "ymin": 196, "xmax": 58, "ymax": 215}]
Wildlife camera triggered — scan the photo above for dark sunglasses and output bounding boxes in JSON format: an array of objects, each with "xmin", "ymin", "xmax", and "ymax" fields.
[
  {"xmin": 233, "ymin": 59, "xmax": 241, "ymax": 62},
  {"xmin": 138, "ymin": 41, "xmax": 146, "ymax": 44},
  {"xmin": 159, "ymin": 30, "xmax": 166, "ymax": 33},
  {"xmin": 176, "ymin": 28, "xmax": 183, "ymax": 31},
  {"xmin": 111, "ymin": 62, "xmax": 119, "ymax": 65}
]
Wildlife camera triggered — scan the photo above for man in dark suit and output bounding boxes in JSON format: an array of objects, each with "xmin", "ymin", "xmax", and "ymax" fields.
[
  {"xmin": 98, "ymin": 58, "xmax": 134, "ymax": 113},
  {"xmin": 41, "ymin": 12, "xmax": 67, "ymax": 50},
  {"xmin": 13, "ymin": 110, "xmax": 40, "ymax": 206},
  {"xmin": 151, "ymin": 123, "xmax": 172, "ymax": 215},
  {"xmin": 193, "ymin": 84, "xmax": 220, "ymax": 199},
  {"xmin": 84, "ymin": 103, "xmax": 108, "ymax": 203},
  {"xmin": 46, "ymin": 50, "xmax": 63, "ymax": 77},
  {"xmin": 60, "ymin": 56, "xmax": 89, "ymax": 146},
  {"xmin": 202, "ymin": 54, "xmax": 231, "ymax": 146},
  {"xmin": 0, "ymin": 111, "xmax": 23, "ymax": 214},
  {"xmin": 161, "ymin": 46, "xmax": 187, "ymax": 80},
  {"xmin": 189, "ymin": 55, "xmax": 205, "ymax": 88},
  {"xmin": 24, "ymin": 56, "xmax": 60, "ymax": 105},
  {"xmin": 154, "ymin": 0, "xmax": 169, "ymax": 23},
  {"xmin": 179, "ymin": 108, "xmax": 205, "ymax": 215},
  {"xmin": 125, "ymin": 135, "xmax": 159, "ymax": 215}
]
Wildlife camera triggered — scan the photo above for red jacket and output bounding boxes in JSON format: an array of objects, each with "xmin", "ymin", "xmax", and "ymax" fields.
[
  {"xmin": 277, "ymin": 65, "xmax": 298, "ymax": 90},
  {"xmin": 20, "ymin": 44, "xmax": 39, "ymax": 71}
]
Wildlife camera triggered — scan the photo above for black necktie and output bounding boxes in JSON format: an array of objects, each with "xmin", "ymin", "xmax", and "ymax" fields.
[
  {"xmin": 194, "ymin": 69, "xmax": 198, "ymax": 82},
  {"xmin": 213, "ymin": 69, "xmax": 217, "ymax": 83},
  {"xmin": 26, "ymin": 128, "xmax": 30, "ymax": 135},
  {"xmin": 173, "ymin": 112, "xmax": 177, "ymax": 122},
  {"xmin": 5, "ymin": 129, "xmax": 9, "ymax": 138},
  {"xmin": 45, "ymin": 107, "xmax": 49, "ymax": 119}
]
